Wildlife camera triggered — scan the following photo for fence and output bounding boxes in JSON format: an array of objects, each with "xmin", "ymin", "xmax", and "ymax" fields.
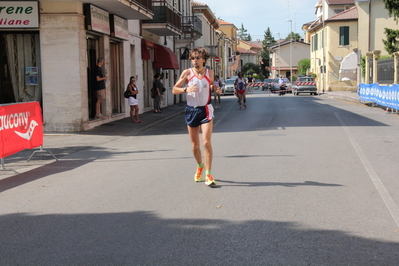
[
  {"xmin": 358, "ymin": 83, "xmax": 399, "ymax": 110},
  {"xmin": 377, "ymin": 58, "xmax": 394, "ymax": 84}
]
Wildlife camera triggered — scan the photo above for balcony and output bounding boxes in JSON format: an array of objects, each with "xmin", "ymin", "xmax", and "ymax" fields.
[
  {"xmin": 142, "ymin": 0, "xmax": 182, "ymax": 36},
  {"xmin": 176, "ymin": 15, "xmax": 202, "ymax": 43},
  {"xmin": 77, "ymin": 0, "xmax": 153, "ymax": 19}
]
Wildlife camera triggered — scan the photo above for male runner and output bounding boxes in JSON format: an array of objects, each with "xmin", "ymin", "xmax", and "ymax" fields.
[{"xmin": 172, "ymin": 47, "xmax": 222, "ymax": 186}]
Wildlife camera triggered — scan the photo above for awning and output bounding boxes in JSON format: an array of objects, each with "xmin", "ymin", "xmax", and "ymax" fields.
[
  {"xmin": 141, "ymin": 40, "xmax": 179, "ymax": 69},
  {"xmin": 141, "ymin": 39, "xmax": 153, "ymax": 60},
  {"xmin": 154, "ymin": 45, "xmax": 179, "ymax": 69}
]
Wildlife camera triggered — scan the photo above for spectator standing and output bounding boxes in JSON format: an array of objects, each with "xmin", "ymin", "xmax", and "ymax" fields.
[
  {"xmin": 127, "ymin": 76, "xmax": 142, "ymax": 123},
  {"xmin": 152, "ymin": 73, "xmax": 163, "ymax": 113},
  {"xmin": 95, "ymin": 57, "xmax": 107, "ymax": 119}
]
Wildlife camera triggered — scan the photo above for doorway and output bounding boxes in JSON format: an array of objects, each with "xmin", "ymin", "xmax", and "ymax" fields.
[
  {"xmin": 110, "ymin": 41, "xmax": 123, "ymax": 114},
  {"xmin": 87, "ymin": 36, "xmax": 99, "ymax": 119}
]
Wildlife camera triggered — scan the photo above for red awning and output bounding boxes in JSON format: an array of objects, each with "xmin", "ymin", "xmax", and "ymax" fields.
[
  {"xmin": 141, "ymin": 39, "xmax": 152, "ymax": 60},
  {"xmin": 141, "ymin": 39, "xmax": 179, "ymax": 69},
  {"xmin": 154, "ymin": 45, "xmax": 179, "ymax": 70}
]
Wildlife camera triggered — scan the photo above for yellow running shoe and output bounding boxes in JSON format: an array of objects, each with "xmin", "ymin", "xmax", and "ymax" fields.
[
  {"xmin": 205, "ymin": 174, "xmax": 216, "ymax": 186},
  {"xmin": 194, "ymin": 167, "xmax": 204, "ymax": 182}
]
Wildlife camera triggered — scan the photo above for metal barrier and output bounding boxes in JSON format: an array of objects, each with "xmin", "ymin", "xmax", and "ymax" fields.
[
  {"xmin": 0, "ymin": 102, "xmax": 57, "ymax": 173},
  {"xmin": 358, "ymin": 83, "xmax": 399, "ymax": 112}
]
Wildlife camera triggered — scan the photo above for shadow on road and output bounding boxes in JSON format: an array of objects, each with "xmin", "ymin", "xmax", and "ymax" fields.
[{"xmin": 0, "ymin": 211, "xmax": 397, "ymax": 265}]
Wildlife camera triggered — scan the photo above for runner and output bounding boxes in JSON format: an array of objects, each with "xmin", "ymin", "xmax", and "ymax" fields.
[
  {"xmin": 172, "ymin": 47, "xmax": 222, "ymax": 186},
  {"xmin": 234, "ymin": 72, "xmax": 248, "ymax": 109}
]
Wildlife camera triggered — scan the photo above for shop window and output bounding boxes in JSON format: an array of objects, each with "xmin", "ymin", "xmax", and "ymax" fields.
[{"xmin": 0, "ymin": 33, "xmax": 41, "ymax": 104}]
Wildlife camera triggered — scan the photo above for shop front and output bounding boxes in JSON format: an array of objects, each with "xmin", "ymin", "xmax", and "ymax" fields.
[
  {"xmin": 0, "ymin": 1, "xmax": 41, "ymax": 106},
  {"xmin": 1, "ymin": 0, "xmax": 153, "ymax": 132}
]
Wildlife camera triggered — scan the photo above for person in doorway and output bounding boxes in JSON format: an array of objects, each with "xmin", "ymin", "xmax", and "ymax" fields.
[
  {"xmin": 95, "ymin": 57, "xmax": 107, "ymax": 119},
  {"xmin": 213, "ymin": 75, "xmax": 222, "ymax": 109},
  {"xmin": 127, "ymin": 76, "xmax": 142, "ymax": 123},
  {"xmin": 152, "ymin": 73, "xmax": 163, "ymax": 113},
  {"xmin": 172, "ymin": 47, "xmax": 222, "ymax": 186},
  {"xmin": 234, "ymin": 72, "xmax": 248, "ymax": 109}
]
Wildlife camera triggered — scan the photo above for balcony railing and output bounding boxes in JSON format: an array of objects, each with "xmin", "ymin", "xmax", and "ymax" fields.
[
  {"xmin": 129, "ymin": 0, "xmax": 152, "ymax": 12},
  {"xmin": 179, "ymin": 15, "xmax": 202, "ymax": 40},
  {"xmin": 142, "ymin": 0, "xmax": 181, "ymax": 34}
]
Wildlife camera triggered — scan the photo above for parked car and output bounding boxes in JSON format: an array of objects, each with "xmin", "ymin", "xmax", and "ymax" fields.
[
  {"xmin": 271, "ymin": 77, "xmax": 292, "ymax": 94},
  {"xmin": 293, "ymin": 76, "xmax": 318, "ymax": 95},
  {"xmin": 262, "ymin": 79, "xmax": 273, "ymax": 91},
  {"xmin": 222, "ymin": 79, "xmax": 236, "ymax": 95}
]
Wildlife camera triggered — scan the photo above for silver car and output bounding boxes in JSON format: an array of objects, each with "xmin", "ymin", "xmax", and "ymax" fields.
[
  {"xmin": 222, "ymin": 79, "xmax": 236, "ymax": 95},
  {"xmin": 293, "ymin": 76, "xmax": 318, "ymax": 95}
]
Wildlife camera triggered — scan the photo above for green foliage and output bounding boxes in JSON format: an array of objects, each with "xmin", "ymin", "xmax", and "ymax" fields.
[
  {"xmin": 238, "ymin": 23, "xmax": 252, "ymax": 41},
  {"xmin": 297, "ymin": 59, "xmax": 311, "ymax": 75},
  {"xmin": 360, "ymin": 56, "xmax": 366, "ymax": 78},
  {"xmin": 383, "ymin": 28, "xmax": 399, "ymax": 55},
  {"xmin": 261, "ymin": 27, "xmax": 275, "ymax": 78},
  {"xmin": 285, "ymin": 32, "xmax": 301, "ymax": 41},
  {"xmin": 255, "ymin": 73, "xmax": 265, "ymax": 81},
  {"xmin": 308, "ymin": 72, "xmax": 317, "ymax": 80},
  {"xmin": 242, "ymin": 62, "xmax": 261, "ymax": 75},
  {"xmin": 383, "ymin": 0, "xmax": 399, "ymax": 22}
]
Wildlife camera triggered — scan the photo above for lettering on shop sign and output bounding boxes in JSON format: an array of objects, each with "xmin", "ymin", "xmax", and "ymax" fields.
[
  {"xmin": 0, "ymin": 1, "xmax": 39, "ymax": 28},
  {"xmin": 87, "ymin": 5, "xmax": 110, "ymax": 35}
]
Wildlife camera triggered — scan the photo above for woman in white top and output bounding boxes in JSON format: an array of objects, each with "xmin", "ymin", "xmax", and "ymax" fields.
[{"xmin": 127, "ymin": 76, "xmax": 142, "ymax": 123}]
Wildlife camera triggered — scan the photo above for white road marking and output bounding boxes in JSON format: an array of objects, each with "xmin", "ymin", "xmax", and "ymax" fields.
[{"xmin": 335, "ymin": 112, "xmax": 399, "ymax": 228}]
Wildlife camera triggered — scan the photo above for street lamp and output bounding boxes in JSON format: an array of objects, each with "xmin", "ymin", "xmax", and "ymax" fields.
[
  {"xmin": 286, "ymin": 19, "xmax": 293, "ymax": 81},
  {"xmin": 275, "ymin": 32, "xmax": 280, "ymax": 77}
]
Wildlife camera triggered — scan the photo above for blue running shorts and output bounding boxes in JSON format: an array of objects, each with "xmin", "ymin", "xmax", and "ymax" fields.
[{"xmin": 185, "ymin": 105, "xmax": 214, "ymax": 127}]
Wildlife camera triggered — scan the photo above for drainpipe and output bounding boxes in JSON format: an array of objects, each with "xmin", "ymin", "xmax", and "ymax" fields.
[{"xmin": 368, "ymin": 0, "xmax": 371, "ymax": 52}]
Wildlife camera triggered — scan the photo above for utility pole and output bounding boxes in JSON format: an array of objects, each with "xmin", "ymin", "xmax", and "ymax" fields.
[
  {"xmin": 287, "ymin": 19, "xmax": 293, "ymax": 81},
  {"xmin": 275, "ymin": 32, "xmax": 280, "ymax": 77}
]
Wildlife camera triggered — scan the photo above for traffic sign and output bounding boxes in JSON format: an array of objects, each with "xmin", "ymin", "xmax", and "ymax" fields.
[
  {"xmin": 272, "ymin": 66, "xmax": 276, "ymax": 70},
  {"xmin": 215, "ymin": 57, "xmax": 220, "ymax": 62}
]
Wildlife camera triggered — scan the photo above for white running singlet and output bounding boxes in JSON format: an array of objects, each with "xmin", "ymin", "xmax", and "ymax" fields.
[{"xmin": 186, "ymin": 68, "xmax": 214, "ymax": 120}]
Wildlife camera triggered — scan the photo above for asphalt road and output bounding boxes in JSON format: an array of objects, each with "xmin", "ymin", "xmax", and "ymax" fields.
[{"xmin": 1, "ymin": 90, "xmax": 399, "ymax": 265}]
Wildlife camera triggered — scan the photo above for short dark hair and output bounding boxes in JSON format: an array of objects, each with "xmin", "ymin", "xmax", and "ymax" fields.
[
  {"xmin": 154, "ymin": 73, "xmax": 161, "ymax": 79},
  {"xmin": 190, "ymin": 47, "xmax": 209, "ymax": 66},
  {"xmin": 97, "ymin": 57, "xmax": 104, "ymax": 64}
]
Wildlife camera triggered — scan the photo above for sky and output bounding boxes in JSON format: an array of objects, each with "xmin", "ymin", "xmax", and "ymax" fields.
[{"xmin": 196, "ymin": 0, "xmax": 318, "ymax": 41}]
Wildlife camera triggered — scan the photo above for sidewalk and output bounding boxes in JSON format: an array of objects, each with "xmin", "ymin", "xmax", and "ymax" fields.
[
  {"xmin": 0, "ymin": 103, "xmax": 186, "ymax": 176},
  {"xmin": 319, "ymin": 90, "xmax": 360, "ymax": 103}
]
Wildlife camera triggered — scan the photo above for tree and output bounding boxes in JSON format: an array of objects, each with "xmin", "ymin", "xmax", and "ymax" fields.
[
  {"xmin": 285, "ymin": 32, "xmax": 301, "ymax": 41},
  {"xmin": 242, "ymin": 62, "xmax": 261, "ymax": 75},
  {"xmin": 238, "ymin": 23, "xmax": 252, "ymax": 41},
  {"xmin": 382, "ymin": 0, "xmax": 399, "ymax": 54},
  {"xmin": 383, "ymin": 28, "xmax": 399, "ymax": 55},
  {"xmin": 297, "ymin": 59, "xmax": 311, "ymax": 75},
  {"xmin": 261, "ymin": 27, "xmax": 275, "ymax": 78},
  {"xmin": 383, "ymin": 0, "xmax": 399, "ymax": 22}
]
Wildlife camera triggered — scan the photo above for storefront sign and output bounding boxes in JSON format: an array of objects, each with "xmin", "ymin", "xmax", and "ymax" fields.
[
  {"xmin": 0, "ymin": 1, "xmax": 39, "ymax": 28},
  {"xmin": 0, "ymin": 102, "xmax": 43, "ymax": 158},
  {"xmin": 111, "ymin": 15, "xmax": 128, "ymax": 40},
  {"xmin": 85, "ymin": 4, "xmax": 110, "ymax": 35}
]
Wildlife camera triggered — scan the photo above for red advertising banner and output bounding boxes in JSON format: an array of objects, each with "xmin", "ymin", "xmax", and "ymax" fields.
[{"xmin": 0, "ymin": 102, "xmax": 43, "ymax": 158}]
